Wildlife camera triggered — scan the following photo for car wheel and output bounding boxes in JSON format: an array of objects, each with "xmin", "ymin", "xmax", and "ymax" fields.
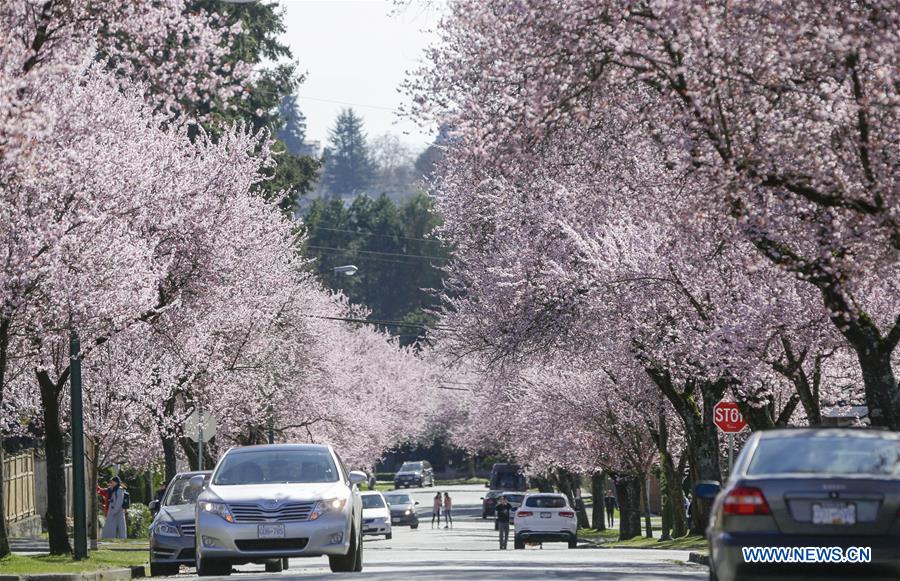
[
  {"xmin": 196, "ymin": 555, "xmax": 230, "ymax": 577},
  {"xmin": 386, "ymin": 533, "xmax": 392, "ymax": 540},
  {"xmin": 329, "ymin": 522, "xmax": 362, "ymax": 573},
  {"xmin": 264, "ymin": 559, "xmax": 283, "ymax": 573},
  {"xmin": 149, "ymin": 562, "xmax": 179, "ymax": 577},
  {"xmin": 410, "ymin": 522, "xmax": 419, "ymax": 530},
  {"xmin": 514, "ymin": 536, "xmax": 524, "ymax": 550}
]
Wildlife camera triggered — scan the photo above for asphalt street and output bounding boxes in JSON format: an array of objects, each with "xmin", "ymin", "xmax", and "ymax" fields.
[{"xmin": 180, "ymin": 484, "xmax": 706, "ymax": 580}]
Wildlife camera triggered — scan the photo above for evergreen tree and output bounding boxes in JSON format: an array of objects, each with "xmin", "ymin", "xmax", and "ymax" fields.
[
  {"xmin": 321, "ymin": 108, "xmax": 376, "ymax": 197},
  {"xmin": 302, "ymin": 193, "xmax": 451, "ymax": 346},
  {"xmin": 278, "ymin": 94, "xmax": 308, "ymax": 155}
]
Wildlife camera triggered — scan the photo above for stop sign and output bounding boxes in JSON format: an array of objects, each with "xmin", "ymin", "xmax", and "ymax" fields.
[{"xmin": 713, "ymin": 401, "xmax": 747, "ymax": 433}]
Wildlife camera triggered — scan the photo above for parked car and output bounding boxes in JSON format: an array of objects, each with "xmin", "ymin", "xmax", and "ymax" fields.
[
  {"xmin": 697, "ymin": 428, "xmax": 900, "ymax": 581},
  {"xmin": 482, "ymin": 490, "xmax": 526, "ymax": 521},
  {"xmin": 393, "ymin": 460, "xmax": 434, "ymax": 488},
  {"xmin": 194, "ymin": 444, "xmax": 367, "ymax": 576},
  {"xmin": 148, "ymin": 470, "xmax": 211, "ymax": 576},
  {"xmin": 382, "ymin": 492, "xmax": 420, "ymax": 529},
  {"xmin": 513, "ymin": 493, "xmax": 578, "ymax": 549},
  {"xmin": 360, "ymin": 491, "xmax": 392, "ymax": 539},
  {"xmin": 481, "ymin": 490, "xmax": 503, "ymax": 518},
  {"xmin": 488, "ymin": 463, "xmax": 526, "ymax": 491}
]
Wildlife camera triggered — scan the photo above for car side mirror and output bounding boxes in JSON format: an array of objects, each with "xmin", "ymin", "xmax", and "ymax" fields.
[
  {"xmin": 348, "ymin": 470, "xmax": 368, "ymax": 486},
  {"xmin": 694, "ymin": 481, "xmax": 721, "ymax": 499},
  {"xmin": 189, "ymin": 475, "xmax": 205, "ymax": 489},
  {"xmin": 148, "ymin": 499, "xmax": 160, "ymax": 512},
  {"xmin": 480, "ymin": 497, "xmax": 484, "ymax": 500},
  {"xmin": 415, "ymin": 501, "xmax": 420, "ymax": 505}
]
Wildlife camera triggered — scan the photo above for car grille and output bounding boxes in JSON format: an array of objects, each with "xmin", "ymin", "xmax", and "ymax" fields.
[
  {"xmin": 180, "ymin": 523, "xmax": 196, "ymax": 536},
  {"xmin": 235, "ymin": 538, "xmax": 309, "ymax": 551},
  {"xmin": 229, "ymin": 502, "xmax": 315, "ymax": 523}
]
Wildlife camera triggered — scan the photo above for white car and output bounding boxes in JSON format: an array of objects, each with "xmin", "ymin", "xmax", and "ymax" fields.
[
  {"xmin": 360, "ymin": 491, "xmax": 392, "ymax": 539},
  {"xmin": 193, "ymin": 444, "xmax": 366, "ymax": 576},
  {"xmin": 513, "ymin": 493, "xmax": 578, "ymax": 549}
]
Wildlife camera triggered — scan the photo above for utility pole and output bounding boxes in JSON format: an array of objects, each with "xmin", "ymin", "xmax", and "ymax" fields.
[
  {"xmin": 70, "ymin": 332, "xmax": 88, "ymax": 560},
  {"xmin": 198, "ymin": 401, "xmax": 204, "ymax": 471}
]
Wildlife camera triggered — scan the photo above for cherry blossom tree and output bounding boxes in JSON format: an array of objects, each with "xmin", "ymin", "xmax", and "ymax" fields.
[{"xmin": 412, "ymin": 0, "xmax": 900, "ymax": 428}]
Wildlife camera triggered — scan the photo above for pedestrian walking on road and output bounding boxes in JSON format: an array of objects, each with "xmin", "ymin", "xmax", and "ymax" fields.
[
  {"xmin": 432, "ymin": 492, "xmax": 442, "ymax": 528},
  {"xmin": 443, "ymin": 492, "xmax": 453, "ymax": 529},
  {"xmin": 495, "ymin": 495, "xmax": 512, "ymax": 549},
  {"xmin": 604, "ymin": 489, "xmax": 617, "ymax": 528},
  {"xmin": 100, "ymin": 476, "xmax": 128, "ymax": 539}
]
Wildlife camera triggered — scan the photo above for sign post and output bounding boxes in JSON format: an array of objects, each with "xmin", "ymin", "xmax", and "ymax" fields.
[
  {"xmin": 713, "ymin": 400, "xmax": 747, "ymax": 476},
  {"xmin": 186, "ymin": 410, "xmax": 217, "ymax": 471}
]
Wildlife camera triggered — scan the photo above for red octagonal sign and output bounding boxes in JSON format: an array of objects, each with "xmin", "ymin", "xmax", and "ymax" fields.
[{"xmin": 713, "ymin": 401, "xmax": 747, "ymax": 433}]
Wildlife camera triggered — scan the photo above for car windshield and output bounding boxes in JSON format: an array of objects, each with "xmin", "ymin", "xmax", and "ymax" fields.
[
  {"xmin": 213, "ymin": 449, "xmax": 339, "ymax": 485},
  {"xmin": 525, "ymin": 496, "xmax": 566, "ymax": 508},
  {"xmin": 163, "ymin": 476, "xmax": 207, "ymax": 506},
  {"xmin": 486, "ymin": 491, "xmax": 502, "ymax": 499},
  {"xmin": 400, "ymin": 462, "xmax": 422, "ymax": 471},
  {"xmin": 384, "ymin": 494, "xmax": 412, "ymax": 505},
  {"xmin": 362, "ymin": 495, "xmax": 385, "ymax": 509},
  {"xmin": 506, "ymin": 494, "xmax": 525, "ymax": 503},
  {"xmin": 748, "ymin": 436, "xmax": 900, "ymax": 476}
]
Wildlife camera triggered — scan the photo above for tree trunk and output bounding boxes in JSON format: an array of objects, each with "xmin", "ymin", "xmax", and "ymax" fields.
[
  {"xmin": 668, "ymin": 453, "xmax": 687, "ymax": 538},
  {"xmin": 646, "ymin": 368, "xmax": 725, "ymax": 535},
  {"xmin": 857, "ymin": 350, "xmax": 900, "ymax": 429},
  {"xmin": 614, "ymin": 474, "xmax": 642, "ymax": 541},
  {"xmin": 87, "ymin": 438, "xmax": 99, "ymax": 550},
  {"xmin": 162, "ymin": 435, "xmax": 177, "ymax": 484},
  {"xmin": 0, "ymin": 316, "xmax": 11, "ymax": 557},
  {"xmin": 590, "ymin": 471, "xmax": 605, "ymax": 531},
  {"xmin": 37, "ymin": 369, "xmax": 72, "ymax": 555},
  {"xmin": 179, "ymin": 436, "xmax": 214, "ymax": 471},
  {"xmin": 640, "ymin": 474, "xmax": 652, "ymax": 538}
]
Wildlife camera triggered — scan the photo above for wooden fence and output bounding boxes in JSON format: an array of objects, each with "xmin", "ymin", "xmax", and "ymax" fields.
[{"xmin": 3, "ymin": 451, "xmax": 36, "ymax": 523}]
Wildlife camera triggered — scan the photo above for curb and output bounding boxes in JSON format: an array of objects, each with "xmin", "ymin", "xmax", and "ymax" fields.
[
  {"xmin": 688, "ymin": 552, "xmax": 710, "ymax": 566},
  {"xmin": 0, "ymin": 566, "xmax": 144, "ymax": 581}
]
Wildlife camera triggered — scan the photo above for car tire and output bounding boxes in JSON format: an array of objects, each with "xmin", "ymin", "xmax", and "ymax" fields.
[
  {"xmin": 149, "ymin": 562, "xmax": 179, "ymax": 577},
  {"xmin": 282, "ymin": 557, "xmax": 290, "ymax": 569},
  {"xmin": 386, "ymin": 533, "xmax": 392, "ymax": 540},
  {"xmin": 410, "ymin": 522, "xmax": 419, "ymax": 530},
  {"xmin": 329, "ymin": 522, "xmax": 362, "ymax": 573},
  {"xmin": 264, "ymin": 559, "xmax": 283, "ymax": 573},
  {"xmin": 196, "ymin": 555, "xmax": 230, "ymax": 577},
  {"xmin": 514, "ymin": 536, "xmax": 524, "ymax": 550}
]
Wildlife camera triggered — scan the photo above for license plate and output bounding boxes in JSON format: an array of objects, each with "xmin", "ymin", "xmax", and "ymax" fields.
[
  {"xmin": 540, "ymin": 512, "xmax": 552, "ymax": 519},
  {"xmin": 391, "ymin": 518, "xmax": 401, "ymax": 524},
  {"xmin": 812, "ymin": 503, "xmax": 856, "ymax": 525},
  {"xmin": 258, "ymin": 524, "xmax": 285, "ymax": 538}
]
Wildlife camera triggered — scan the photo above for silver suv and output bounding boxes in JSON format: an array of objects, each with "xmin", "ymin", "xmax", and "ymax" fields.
[{"xmin": 193, "ymin": 444, "xmax": 366, "ymax": 576}]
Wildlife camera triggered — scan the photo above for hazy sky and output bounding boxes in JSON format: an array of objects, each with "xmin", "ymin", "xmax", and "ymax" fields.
[{"xmin": 280, "ymin": 1, "xmax": 444, "ymax": 153}]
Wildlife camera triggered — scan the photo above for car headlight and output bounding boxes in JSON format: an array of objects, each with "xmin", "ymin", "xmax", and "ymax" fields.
[
  {"xmin": 154, "ymin": 521, "xmax": 180, "ymax": 537},
  {"xmin": 404, "ymin": 509, "xmax": 412, "ymax": 515},
  {"xmin": 201, "ymin": 501, "xmax": 235, "ymax": 523},
  {"xmin": 310, "ymin": 498, "xmax": 347, "ymax": 521}
]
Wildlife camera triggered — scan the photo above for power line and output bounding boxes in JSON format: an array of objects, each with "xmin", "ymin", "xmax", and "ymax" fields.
[
  {"xmin": 307, "ymin": 244, "xmax": 451, "ymax": 262},
  {"xmin": 306, "ymin": 226, "xmax": 448, "ymax": 246},
  {"xmin": 302, "ymin": 313, "xmax": 454, "ymax": 331},
  {"xmin": 296, "ymin": 95, "xmax": 397, "ymax": 112}
]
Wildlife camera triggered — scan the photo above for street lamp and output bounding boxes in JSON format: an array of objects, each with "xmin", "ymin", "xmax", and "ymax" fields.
[{"xmin": 333, "ymin": 265, "xmax": 358, "ymax": 276}]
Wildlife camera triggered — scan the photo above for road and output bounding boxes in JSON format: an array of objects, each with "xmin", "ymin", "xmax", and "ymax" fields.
[{"xmin": 180, "ymin": 485, "xmax": 706, "ymax": 580}]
